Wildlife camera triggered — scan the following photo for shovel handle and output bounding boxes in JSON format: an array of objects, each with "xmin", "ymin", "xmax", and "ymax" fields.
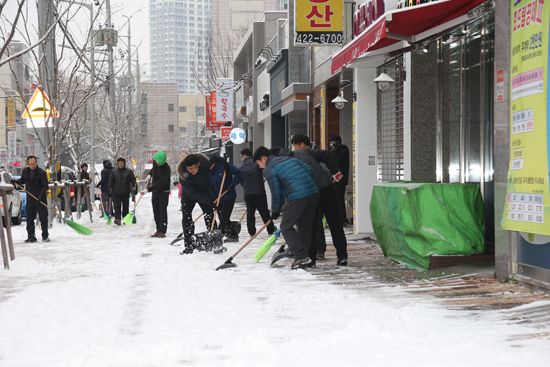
[
  {"xmin": 14, "ymin": 181, "xmax": 64, "ymax": 220},
  {"xmin": 193, "ymin": 189, "xmax": 229, "ymax": 224},
  {"xmin": 229, "ymin": 219, "xmax": 272, "ymax": 259},
  {"xmin": 211, "ymin": 171, "xmax": 227, "ymax": 231}
]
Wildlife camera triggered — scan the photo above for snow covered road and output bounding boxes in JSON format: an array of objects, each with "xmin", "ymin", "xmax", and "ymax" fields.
[{"xmin": 1, "ymin": 193, "xmax": 549, "ymax": 366}]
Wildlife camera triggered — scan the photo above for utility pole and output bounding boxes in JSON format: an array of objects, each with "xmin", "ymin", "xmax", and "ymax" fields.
[
  {"xmin": 122, "ymin": 15, "xmax": 133, "ymax": 159},
  {"xmin": 105, "ymin": 0, "xmax": 116, "ymax": 141},
  {"xmin": 37, "ymin": 0, "xmax": 55, "ymax": 165}
]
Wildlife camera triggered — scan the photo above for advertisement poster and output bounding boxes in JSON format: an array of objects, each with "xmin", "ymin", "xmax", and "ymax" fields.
[
  {"xmin": 503, "ymin": 0, "xmax": 550, "ymax": 235},
  {"xmin": 205, "ymin": 94, "xmax": 220, "ymax": 131}
]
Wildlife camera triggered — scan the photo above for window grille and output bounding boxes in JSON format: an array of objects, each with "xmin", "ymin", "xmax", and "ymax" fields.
[{"xmin": 377, "ymin": 56, "xmax": 405, "ymax": 182}]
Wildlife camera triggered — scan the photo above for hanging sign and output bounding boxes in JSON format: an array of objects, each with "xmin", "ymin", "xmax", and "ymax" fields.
[
  {"xmin": 221, "ymin": 127, "xmax": 232, "ymax": 141},
  {"xmin": 502, "ymin": 0, "xmax": 550, "ymax": 234},
  {"xmin": 206, "ymin": 93, "xmax": 220, "ymax": 131},
  {"xmin": 295, "ymin": 0, "xmax": 344, "ymax": 46},
  {"xmin": 7, "ymin": 98, "xmax": 16, "ymax": 129},
  {"xmin": 215, "ymin": 78, "xmax": 233, "ymax": 122},
  {"xmin": 230, "ymin": 128, "xmax": 246, "ymax": 145}
]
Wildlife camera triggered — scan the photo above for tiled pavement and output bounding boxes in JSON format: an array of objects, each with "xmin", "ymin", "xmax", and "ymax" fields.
[{"xmin": 274, "ymin": 231, "xmax": 550, "ymax": 344}]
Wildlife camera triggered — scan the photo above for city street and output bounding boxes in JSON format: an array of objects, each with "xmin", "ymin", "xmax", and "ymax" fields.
[{"xmin": 1, "ymin": 192, "xmax": 549, "ymax": 367}]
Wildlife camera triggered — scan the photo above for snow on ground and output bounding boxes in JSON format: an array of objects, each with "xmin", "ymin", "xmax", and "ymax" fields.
[{"xmin": 1, "ymin": 191, "xmax": 549, "ymax": 367}]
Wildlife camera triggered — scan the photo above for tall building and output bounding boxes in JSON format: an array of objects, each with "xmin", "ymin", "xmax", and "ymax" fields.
[{"xmin": 149, "ymin": 0, "xmax": 211, "ymax": 94}]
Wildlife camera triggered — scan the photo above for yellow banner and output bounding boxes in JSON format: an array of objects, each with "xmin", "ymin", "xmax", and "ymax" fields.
[
  {"xmin": 7, "ymin": 98, "xmax": 15, "ymax": 129},
  {"xmin": 503, "ymin": 0, "xmax": 550, "ymax": 234}
]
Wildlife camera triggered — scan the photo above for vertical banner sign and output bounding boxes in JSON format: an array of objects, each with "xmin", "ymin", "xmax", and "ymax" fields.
[
  {"xmin": 294, "ymin": 0, "xmax": 344, "ymax": 46},
  {"xmin": 0, "ymin": 149, "xmax": 6, "ymax": 164},
  {"xmin": 7, "ymin": 98, "xmax": 16, "ymax": 129},
  {"xmin": 205, "ymin": 94, "xmax": 220, "ymax": 131},
  {"xmin": 215, "ymin": 78, "xmax": 233, "ymax": 123},
  {"xmin": 7, "ymin": 131, "xmax": 16, "ymax": 161},
  {"xmin": 211, "ymin": 91, "xmax": 218, "ymax": 123},
  {"xmin": 295, "ymin": 0, "xmax": 344, "ymax": 46},
  {"xmin": 503, "ymin": 0, "xmax": 550, "ymax": 235}
]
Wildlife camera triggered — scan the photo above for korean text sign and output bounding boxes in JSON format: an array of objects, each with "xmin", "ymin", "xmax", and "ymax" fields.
[
  {"xmin": 295, "ymin": 0, "xmax": 344, "ymax": 46},
  {"xmin": 215, "ymin": 78, "xmax": 233, "ymax": 123},
  {"xmin": 503, "ymin": 0, "xmax": 550, "ymax": 234}
]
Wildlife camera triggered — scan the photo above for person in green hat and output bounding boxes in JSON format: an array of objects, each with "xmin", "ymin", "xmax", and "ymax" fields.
[{"xmin": 141, "ymin": 151, "xmax": 171, "ymax": 238}]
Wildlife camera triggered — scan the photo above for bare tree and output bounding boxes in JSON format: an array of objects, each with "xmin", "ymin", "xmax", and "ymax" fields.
[
  {"xmin": 190, "ymin": 19, "xmax": 237, "ymax": 95},
  {"xmin": 0, "ymin": 0, "xmax": 71, "ymax": 67}
]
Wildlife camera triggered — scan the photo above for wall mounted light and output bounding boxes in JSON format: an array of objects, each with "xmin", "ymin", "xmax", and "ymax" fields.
[
  {"xmin": 331, "ymin": 95, "xmax": 348, "ymax": 110},
  {"xmin": 373, "ymin": 71, "xmax": 394, "ymax": 92}
]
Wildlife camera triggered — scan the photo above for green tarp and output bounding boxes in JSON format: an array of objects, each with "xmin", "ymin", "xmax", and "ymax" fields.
[{"xmin": 370, "ymin": 182, "xmax": 485, "ymax": 271}]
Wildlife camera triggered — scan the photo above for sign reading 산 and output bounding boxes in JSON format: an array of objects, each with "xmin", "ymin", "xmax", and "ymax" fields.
[
  {"xmin": 295, "ymin": 0, "xmax": 344, "ymax": 46},
  {"xmin": 22, "ymin": 87, "xmax": 58, "ymax": 128},
  {"xmin": 503, "ymin": 0, "xmax": 550, "ymax": 235}
]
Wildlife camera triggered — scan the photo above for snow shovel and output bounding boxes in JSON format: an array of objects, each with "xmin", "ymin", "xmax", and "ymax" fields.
[
  {"xmin": 189, "ymin": 172, "xmax": 226, "ymax": 253},
  {"xmin": 216, "ymin": 219, "xmax": 273, "ymax": 270},
  {"xmin": 270, "ymin": 243, "xmax": 293, "ymax": 267},
  {"xmin": 122, "ymin": 194, "xmax": 143, "ymax": 226},
  {"xmin": 254, "ymin": 230, "xmax": 281, "ymax": 262},
  {"xmin": 170, "ymin": 188, "xmax": 230, "ymax": 246}
]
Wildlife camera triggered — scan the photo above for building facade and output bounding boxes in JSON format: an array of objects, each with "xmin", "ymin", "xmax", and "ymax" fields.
[
  {"xmin": 149, "ymin": 0, "xmax": 212, "ymax": 94},
  {"xmin": 140, "ymin": 82, "xmax": 179, "ymax": 147}
]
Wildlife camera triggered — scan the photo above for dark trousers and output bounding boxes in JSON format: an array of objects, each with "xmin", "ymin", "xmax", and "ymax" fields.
[
  {"xmin": 112, "ymin": 193, "xmax": 130, "ymax": 220},
  {"xmin": 152, "ymin": 192, "xmax": 169, "ymax": 234},
  {"xmin": 244, "ymin": 194, "xmax": 274, "ymax": 236},
  {"xmin": 181, "ymin": 198, "xmax": 214, "ymax": 244},
  {"xmin": 280, "ymin": 193, "xmax": 319, "ymax": 260},
  {"xmin": 219, "ymin": 199, "xmax": 237, "ymax": 238},
  {"xmin": 334, "ymin": 182, "xmax": 347, "ymax": 222},
  {"xmin": 101, "ymin": 192, "xmax": 111, "ymax": 216},
  {"xmin": 310, "ymin": 185, "xmax": 348, "ymax": 260},
  {"xmin": 26, "ymin": 199, "xmax": 48, "ymax": 238}
]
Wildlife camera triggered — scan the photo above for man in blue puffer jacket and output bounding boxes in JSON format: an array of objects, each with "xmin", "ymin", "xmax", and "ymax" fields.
[
  {"xmin": 253, "ymin": 146, "xmax": 319, "ymax": 269},
  {"xmin": 210, "ymin": 161, "xmax": 242, "ymax": 242}
]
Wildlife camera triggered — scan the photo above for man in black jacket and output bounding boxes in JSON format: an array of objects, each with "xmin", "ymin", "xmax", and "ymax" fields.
[
  {"xmin": 329, "ymin": 135, "xmax": 350, "ymax": 225},
  {"xmin": 141, "ymin": 151, "xmax": 171, "ymax": 238},
  {"xmin": 177, "ymin": 153, "xmax": 230, "ymax": 253},
  {"xmin": 239, "ymin": 148, "xmax": 274, "ymax": 236},
  {"xmin": 109, "ymin": 157, "xmax": 137, "ymax": 225},
  {"xmin": 98, "ymin": 160, "xmax": 114, "ymax": 218},
  {"xmin": 289, "ymin": 134, "xmax": 348, "ymax": 266},
  {"xmin": 14, "ymin": 155, "xmax": 50, "ymax": 242}
]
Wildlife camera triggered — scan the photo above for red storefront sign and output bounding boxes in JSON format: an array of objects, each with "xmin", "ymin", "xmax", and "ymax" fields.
[
  {"xmin": 206, "ymin": 94, "xmax": 220, "ymax": 131},
  {"xmin": 221, "ymin": 127, "xmax": 232, "ymax": 141}
]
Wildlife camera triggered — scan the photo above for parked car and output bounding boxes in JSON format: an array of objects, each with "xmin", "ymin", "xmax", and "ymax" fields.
[
  {"xmin": 12, "ymin": 176, "xmax": 26, "ymax": 218},
  {"xmin": 57, "ymin": 167, "xmax": 77, "ymax": 212},
  {"xmin": 0, "ymin": 171, "xmax": 23, "ymax": 225}
]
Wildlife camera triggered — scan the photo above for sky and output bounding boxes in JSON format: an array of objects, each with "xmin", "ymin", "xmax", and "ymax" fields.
[
  {"xmin": 1, "ymin": 193, "xmax": 550, "ymax": 366},
  {"xmin": 2, "ymin": 0, "xmax": 151, "ymax": 77}
]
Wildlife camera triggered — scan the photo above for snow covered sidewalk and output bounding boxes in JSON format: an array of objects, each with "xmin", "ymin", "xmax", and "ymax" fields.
[{"xmin": 1, "ymin": 192, "xmax": 550, "ymax": 366}]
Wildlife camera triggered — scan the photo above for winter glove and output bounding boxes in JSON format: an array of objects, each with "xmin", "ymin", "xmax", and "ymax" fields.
[
  {"xmin": 146, "ymin": 175, "xmax": 152, "ymax": 183},
  {"xmin": 333, "ymin": 171, "xmax": 343, "ymax": 182},
  {"xmin": 223, "ymin": 162, "xmax": 231, "ymax": 176},
  {"xmin": 210, "ymin": 201, "xmax": 220, "ymax": 211},
  {"xmin": 271, "ymin": 211, "xmax": 280, "ymax": 221},
  {"xmin": 141, "ymin": 188, "xmax": 148, "ymax": 196},
  {"xmin": 228, "ymin": 184, "xmax": 235, "ymax": 191}
]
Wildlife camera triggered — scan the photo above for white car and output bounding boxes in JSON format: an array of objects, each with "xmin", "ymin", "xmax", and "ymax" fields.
[{"xmin": 0, "ymin": 171, "xmax": 23, "ymax": 225}]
